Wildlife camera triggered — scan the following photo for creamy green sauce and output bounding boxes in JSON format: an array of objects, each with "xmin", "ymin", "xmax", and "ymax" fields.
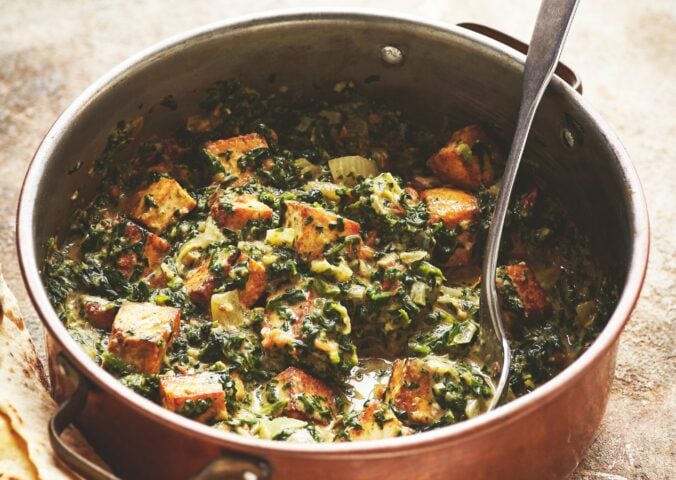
[{"xmin": 44, "ymin": 79, "xmax": 617, "ymax": 442}]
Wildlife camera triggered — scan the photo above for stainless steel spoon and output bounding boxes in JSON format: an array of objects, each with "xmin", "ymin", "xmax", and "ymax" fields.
[{"xmin": 479, "ymin": 0, "xmax": 580, "ymax": 409}]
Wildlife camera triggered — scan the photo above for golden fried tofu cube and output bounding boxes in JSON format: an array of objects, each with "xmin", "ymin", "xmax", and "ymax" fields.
[
  {"xmin": 185, "ymin": 261, "xmax": 215, "ymax": 307},
  {"xmin": 498, "ymin": 262, "xmax": 551, "ymax": 321},
  {"xmin": 160, "ymin": 372, "xmax": 227, "ymax": 423},
  {"xmin": 115, "ymin": 251, "xmax": 138, "ymax": 279},
  {"xmin": 267, "ymin": 367, "xmax": 337, "ymax": 425},
  {"xmin": 342, "ymin": 401, "xmax": 411, "ymax": 441},
  {"xmin": 107, "ymin": 302, "xmax": 180, "ymax": 374},
  {"xmin": 129, "ymin": 177, "xmax": 196, "ymax": 234},
  {"xmin": 204, "ymin": 133, "xmax": 269, "ymax": 185},
  {"xmin": 115, "ymin": 222, "xmax": 170, "ymax": 278},
  {"xmin": 419, "ymin": 188, "xmax": 478, "ymax": 268},
  {"xmin": 81, "ymin": 295, "xmax": 118, "ymax": 330},
  {"xmin": 210, "ymin": 192, "xmax": 273, "ymax": 231},
  {"xmin": 283, "ymin": 201, "xmax": 361, "ymax": 259},
  {"xmin": 185, "ymin": 254, "xmax": 265, "ymax": 308},
  {"xmin": 421, "ymin": 187, "xmax": 479, "ymax": 229},
  {"xmin": 385, "ymin": 358, "xmax": 443, "ymax": 426},
  {"xmin": 427, "ymin": 124, "xmax": 500, "ymax": 191},
  {"xmin": 238, "ymin": 254, "xmax": 266, "ymax": 308},
  {"xmin": 143, "ymin": 232, "xmax": 171, "ymax": 274}
]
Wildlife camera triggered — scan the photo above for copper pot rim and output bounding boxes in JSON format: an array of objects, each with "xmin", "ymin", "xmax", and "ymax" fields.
[{"xmin": 17, "ymin": 8, "xmax": 650, "ymax": 458}]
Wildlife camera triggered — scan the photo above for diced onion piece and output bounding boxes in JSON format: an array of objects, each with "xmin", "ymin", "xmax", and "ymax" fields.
[
  {"xmin": 311, "ymin": 259, "xmax": 354, "ymax": 282},
  {"xmin": 376, "ymin": 253, "xmax": 399, "ymax": 268},
  {"xmin": 264, "ymin": 417, "xmax": 317, "ymax": 443},
  {"xmin": 328, "ymin": 156, "xmax": 379, "ymax": 186},
  {"xmin": 176, "ymin": 219, "xmax": 225, "ymax": 273},
  {"xmin": 400, "ymin": 250, "xmax": 428, "ymax": 264},
  {"xmin": 358, "ymin": 259, "xmax": 373, "ymax": 278},
  {"xmin": 437, "ymin": 286, "xmax": 465, "ymax": 305},
  {"xmin": 265, "ymin": 227, "xmax": 296, "ymax": 248},
  {"xmin": 346, "ymin": 284, "xmax": 366, "ymax": 301},
  {"xmin": 262, "ymin": 254, "xmax": 280, "ymax": 266},
  {"xmin": 369, "ymin": 172, "xmax": 404, "ymax": 215},
  {"xmin": 294, "ymin": 158, "xmax": 323, "ymax": 180},
  {"xmin": 210, "ymin": 290, "xmax": 244, "ymax": 327},
  {"xmin": 410, "ymin": 281, "xmax": 428, "ymax": 306},
  {"xmin": 452, "ymin": 321, "xmax": 477, "ymax": 344}
]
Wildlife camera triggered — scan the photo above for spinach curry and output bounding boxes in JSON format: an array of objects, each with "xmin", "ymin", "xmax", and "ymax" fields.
[{"xmin": 44, "ymin": 80, "xmax": 617, "ymax": 443}]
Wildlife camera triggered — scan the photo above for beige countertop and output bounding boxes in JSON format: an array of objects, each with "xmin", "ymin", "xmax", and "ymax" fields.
[{"xmin": 1, "ymin": 1, "xmax": 673, "ymax": 478}]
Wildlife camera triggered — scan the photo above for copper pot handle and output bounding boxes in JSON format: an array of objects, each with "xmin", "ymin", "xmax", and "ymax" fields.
[
  {"xmin": 49, "ymin": 353, "xmax": 272, "ymax": 480},
  {"xmin": 457, "ymin": 22, "xmax": 583, "ymax": 94},
  {"xmin": 49, "ymin": 353, "xmax": 121, "ymax": 480}
]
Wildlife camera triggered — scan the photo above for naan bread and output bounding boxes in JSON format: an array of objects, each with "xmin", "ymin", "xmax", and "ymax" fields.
[
  {"xmin": 0, "ymin": 266, "xmax": 107, "ymax": 479},
  {"xmin": 0, "ymin": 411, "xmax": 40, "ymax": 479}
]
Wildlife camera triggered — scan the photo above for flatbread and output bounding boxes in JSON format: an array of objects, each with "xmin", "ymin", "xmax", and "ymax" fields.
[
  {"xmin": 0, "ymin": 266, "xmax": 107, "ymax": 479},
  {"xmin": 0, "ymin": 411, "xmax": 40, "ymax": 479}
]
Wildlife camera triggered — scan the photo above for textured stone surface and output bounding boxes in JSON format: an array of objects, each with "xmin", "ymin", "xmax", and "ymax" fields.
[{"xmin": 0, "ymin": 1, "xmax": 673, "ymax": 478}]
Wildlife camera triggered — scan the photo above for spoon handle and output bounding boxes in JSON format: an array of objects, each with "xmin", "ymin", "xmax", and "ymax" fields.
[{"xmin": 481, "ymin": 0, "xmax": 580, "ymax": 407}]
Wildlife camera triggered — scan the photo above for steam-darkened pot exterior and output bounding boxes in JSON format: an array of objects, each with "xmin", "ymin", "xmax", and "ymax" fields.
[{"xmin": 20, "ymin": 10, "xmax": 649, "ymax": 480}]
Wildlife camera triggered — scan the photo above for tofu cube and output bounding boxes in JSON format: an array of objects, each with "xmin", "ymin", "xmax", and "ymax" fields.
[
  {"xmin": 114, "ymin": 222, "xmax": 170, "ymax": 278},
  {"xmin": 341, "ymin": 401, "xmax": 411, "ymax": 441},
  {"xmin": 386, "ymin": 357, "xmax": 491, "ymax": 426},
  {"xmin": 210, "ymin": 192, "xmax": 273, "ymax": 231},
  {"xmin": 266, "ymin": 367, "xmax": 337, "ymax": 425},
  {"xmin": 497, "ymin": 262, "xmax": 551, "ymax": 322},
  {"xmin": 385, "ymin": 358, "xmax": 442, "ymax": 426},
  {"xmin": 81, "ymin": 295, "xmax": 118, "ymax": 330},
  {"xmin": 185, "ymin": 254, "xmax": 265, "ymax": 308},
  {"xmin": 237, "ymin": 254, "xmax": 266, "ymax": 308},
  {"xmin": 143, "ymin": 231, "xmax": 171, "ymax": 274},
  {"xmin": 106, "ymin": 302, "xmax": 180, "ymax": 374},
  {"xmin": 421, "ymin": 187, "xmax": 479, "ymax": 229},
  {"xmin": 204, "ymin": 133, "xmax": 269, "ymax": 185},
  {"xmin": 129, "ymin": 177, "xmax": 196, "ymax": 233},
  {"xmin": 160, "ymin": 372, "xmax": 227, "ymax": 423},
  {"xmin": 419, "ymin": 188, "xmax": 478, "ymax": 268},
  {"xmin": 283, "ymin": 201, "xmax": 361, "ymax": 259},
  {"xmin": 427, "ymin": 125, "xmax": 500, "ymax": 191},
  {"xmin": 185, "ymin": 261, "xmax": 215, "ymax": 307}
]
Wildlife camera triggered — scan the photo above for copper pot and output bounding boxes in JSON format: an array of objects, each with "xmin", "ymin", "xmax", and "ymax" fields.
[{"xmin": 17, "ymin": 10, "xmax": 649, "ymax": 480}]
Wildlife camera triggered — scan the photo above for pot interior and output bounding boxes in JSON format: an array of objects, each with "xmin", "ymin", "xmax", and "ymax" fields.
[{"xmin": 30, "ymin": 14, "xmax": 634, "ymax": 290}]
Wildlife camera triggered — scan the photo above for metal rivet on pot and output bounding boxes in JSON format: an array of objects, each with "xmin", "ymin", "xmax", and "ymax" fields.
[{"xmin": 380, "ymin": 45, "xmax": 404, "ymax": 65}]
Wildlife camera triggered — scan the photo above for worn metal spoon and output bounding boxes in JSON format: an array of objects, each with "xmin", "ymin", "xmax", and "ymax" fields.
[{"xmin": 479, "ymin": 0, "xmax": 580, "ymax": 409}]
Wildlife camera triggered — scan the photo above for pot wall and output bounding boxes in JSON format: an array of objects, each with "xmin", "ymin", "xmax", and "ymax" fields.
[
  {"xmin": 48, "ymin": 331, "xmax": 616, "ymax": 480},
  {"xmin": 23, "ymin": 11, "xmax": 648, "ymax": 480}
]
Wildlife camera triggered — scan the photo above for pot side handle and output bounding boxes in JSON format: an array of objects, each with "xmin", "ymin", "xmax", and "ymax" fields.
[
  {"xmin": 457, "ymin": 22, "xmax": 583, "ymax": 94},
  {"xmin": 49, "ymin": 353, "xmax": 121, "ymax": 480},
  {"xmin": 49, "ymin": 353, "xmax": 272, "ymax": 480}
]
